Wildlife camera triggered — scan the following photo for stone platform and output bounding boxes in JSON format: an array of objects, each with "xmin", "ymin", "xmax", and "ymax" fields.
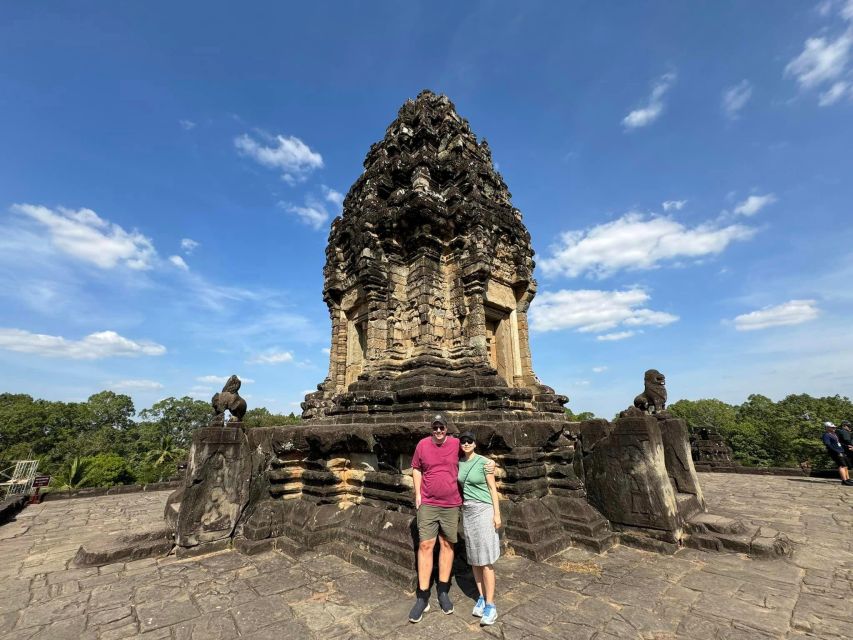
[{"xmin": 0, "ymin": 473, "xmax": 850, "ymax": 639}]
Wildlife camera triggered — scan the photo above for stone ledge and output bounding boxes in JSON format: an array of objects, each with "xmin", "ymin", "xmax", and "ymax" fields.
[{"xmin": 42, "ymin": 480, "xmax": 180, "ymax": 502}]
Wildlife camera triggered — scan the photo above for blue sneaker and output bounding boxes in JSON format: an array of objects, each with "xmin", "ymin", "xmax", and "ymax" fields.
[
  {"xmin": 481, "ymin": 603, "xmax": 497, "ymax": 626},
  {"xmin": 472, "ymin": 596, "xmax": 485, "ymax": 617}
]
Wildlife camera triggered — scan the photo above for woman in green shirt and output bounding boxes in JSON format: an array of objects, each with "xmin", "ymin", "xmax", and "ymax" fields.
[{"xmin": 457, "ymin": 431, "xmax": 501, "ymax": 626}]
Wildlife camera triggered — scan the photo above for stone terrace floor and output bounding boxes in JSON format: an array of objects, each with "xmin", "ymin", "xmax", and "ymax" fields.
[{"xmin": 0, "ymin": 473, "xmax": 851, "ymax": 640}]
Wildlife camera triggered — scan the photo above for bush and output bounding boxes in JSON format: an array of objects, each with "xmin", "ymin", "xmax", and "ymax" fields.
[{"xmin": 81, "ymin": 453, "xmax": 134, "ymax": 487}]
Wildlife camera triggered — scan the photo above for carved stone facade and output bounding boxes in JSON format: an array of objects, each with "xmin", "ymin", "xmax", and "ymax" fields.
[{"xmin": 302, "ymin": 90, "xmax": 564, "ymax": 421}]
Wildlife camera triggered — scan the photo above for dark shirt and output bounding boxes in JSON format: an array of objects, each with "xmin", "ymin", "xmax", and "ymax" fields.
[
  {"xmin": 837, "ymin": 428, "xmax": 853, "ymax": 448},
  {"xmin": 822, "ymin": 432, "xmax": 844, "ymax": 453}
]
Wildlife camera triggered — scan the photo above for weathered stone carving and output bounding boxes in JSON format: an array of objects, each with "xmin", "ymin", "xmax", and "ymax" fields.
[
  {"xmin": 632, "ymin": 369, "xmax": 667, "ymax": 415},
  {"xmin": 211, "ymin": 375, "xmax": 247, "ymax": 425}
]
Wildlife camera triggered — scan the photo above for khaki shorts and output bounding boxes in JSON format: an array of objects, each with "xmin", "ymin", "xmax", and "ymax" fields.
[{"xmin": 417, "ymin": 505, "xmax": 460, "ymax": 543}]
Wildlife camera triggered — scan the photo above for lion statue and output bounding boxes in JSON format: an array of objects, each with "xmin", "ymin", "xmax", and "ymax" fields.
[
  {"xmin": 211, "ymin": 375, "xmax": 248, "ymax": 425},
  {"xmin": 633, "ymin": 369, "xmax": 667, "ymax": 415}
]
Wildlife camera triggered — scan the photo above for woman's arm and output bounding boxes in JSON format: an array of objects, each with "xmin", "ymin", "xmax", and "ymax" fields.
[{"xmin": 484, "ymin": 467, "xmax": 501, "ymax": 529}]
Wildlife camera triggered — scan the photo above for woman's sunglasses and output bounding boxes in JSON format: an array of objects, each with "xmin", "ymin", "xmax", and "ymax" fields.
[{"xmin": 459, "ymin": 438, "xmax": 475, "ymax": 445}]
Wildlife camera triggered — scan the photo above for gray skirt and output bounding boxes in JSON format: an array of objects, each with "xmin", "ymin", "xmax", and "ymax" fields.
[{"xmin": 462, "ymin": 500, "xmax": 501, "ymax": 566}]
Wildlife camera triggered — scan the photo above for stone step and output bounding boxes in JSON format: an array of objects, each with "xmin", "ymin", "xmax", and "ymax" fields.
[
  {"xmin": 683, "ymin": 523, "xmax": 793, "ymax": 559},
  {"xmin": 74, "ymin": 525, "xmax": 174, "ymax": 566}
]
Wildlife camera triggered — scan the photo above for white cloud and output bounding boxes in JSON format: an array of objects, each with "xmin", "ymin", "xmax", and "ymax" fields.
[
  {"xmin": 11, "ymin": 204, "xmax": 156, "ymax": 270},
  {"xmin": 169, "ymin": 255, "xmax": 189, "ymax": 271},
  {"xmin": 321, "ymin": 347, "xmax": 331, "ymax": 355},
  {"xmin": 733, "ymin": 299, "xmax": 820, "ymax": 331},
  {"xmin": 529, "ymin": 288, "xmax": 678, "ymax": 334},
  {"xmin": 540, "ymin": 212, "xmax": 756, "ymax": 279},
  {"xmin": 179, "ymin": 119, "xmax": 196, "ymax": 131},
  {"xmin": 592, "ymin": 366, "xmax": 608, "ymax": 373},
  {"xmin": 279, "ymin": 197, "xmax": 330, "ymax": 230},
  {"xmin": 322, "ymin": 186, "xmax": 345, "ymax": 207},
  {"xmin": 844, "ymin": 0, "xmax": 853, "ymax": 20},
  {"xmin": 181, "ymin": 238, "xmax": 199, "ymax": 254},
  {"xmin": 819, "ymin": 80, "xmax": 851, "ymax": 105},
  {"xmin": 733, "ymin": 193, "xmax": 777, "ymax": 217},
  {"xmin": 196, "ymin": 375, "xmax": 255, "ymax": 385},
  {"xmin": 662, "ymin": 200, "xmax": 687, "ymax": 212},
  {"xmin": 0, "ymin": 328, "xmax": 166, "ymax": 359},
  {"xmin": 235, "ymin": 133, "xmax": 323, "ymax": 184},
  {"xmin": 785, "ymin": 29, "xmax": 853, "ymax": 90},
  {"xmin": 110, "ymin": 379, "xmax": 164, "ymax": 391},
  {"xmin": 622, "ymin": 72, "xmax": 677, "ymax": 130},
  {"xmin": 249, "ymin": 350, "xmax": 295, "ymax": 364},
  {"xmin": 596, "ymin": 331, "xmax": 636, "ymax": 342},
  {"xmin": 721, "ymin": 80, "xmax": 753, "ymax": 119}
]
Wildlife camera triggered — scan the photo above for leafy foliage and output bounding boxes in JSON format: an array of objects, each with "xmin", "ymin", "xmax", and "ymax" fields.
[
  {"xmin": 2, "ymin": 388, "xmax": 850, "ymax": 487},
  {"xmin": 670, "ymin": 393, "xmax": 853, "ymax": 469}
]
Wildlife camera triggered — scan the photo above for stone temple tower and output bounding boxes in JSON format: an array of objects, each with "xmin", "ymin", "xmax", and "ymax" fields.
[{"xmin": 303, "ymin": 90, "xmax": 567, "ymax": 422}]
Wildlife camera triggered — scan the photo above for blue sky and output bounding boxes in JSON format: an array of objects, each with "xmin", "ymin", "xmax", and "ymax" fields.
[{"xmin": 2, "ymin": 1, "xmax": 852, "ymax": 418}]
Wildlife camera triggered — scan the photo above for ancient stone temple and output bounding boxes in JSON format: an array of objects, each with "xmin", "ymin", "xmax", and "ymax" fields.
[
  {"xmin": 301, "ymin": 89, "xmax": 564, "ymax": 421},
  {"xmin": 75, "ymin": 90, "xmax": 792, "ymax": 582}
]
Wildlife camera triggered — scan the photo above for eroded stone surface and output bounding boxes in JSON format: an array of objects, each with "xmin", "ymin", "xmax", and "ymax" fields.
[{"xmin": 1, "ymin": 475, "xmax": 851, "ymax": 638}]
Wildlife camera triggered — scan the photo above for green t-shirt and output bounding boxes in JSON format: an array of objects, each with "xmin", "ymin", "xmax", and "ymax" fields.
[{"xmin": 457, "ymin": 455, "xmax": 493, "ymax": 504}]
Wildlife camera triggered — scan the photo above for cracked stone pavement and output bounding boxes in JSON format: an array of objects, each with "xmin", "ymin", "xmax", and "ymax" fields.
[{"xmin": 0, "ymin": 473, "xmax": 850, "ymax": 639}]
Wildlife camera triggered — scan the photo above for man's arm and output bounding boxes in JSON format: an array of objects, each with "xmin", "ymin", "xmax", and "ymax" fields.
[{"xmin": 412, "ymin": 467, "xmax": 423, "ymax": 509}]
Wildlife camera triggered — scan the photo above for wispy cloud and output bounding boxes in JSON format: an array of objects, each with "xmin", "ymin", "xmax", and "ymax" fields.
[
  {"xmin": 248, "ymin": 350, "xmax": 295, "ymax": 364},
  {"xmin": 622, "ymin": 72, "xmax": 677, "ymax": 130},
  {"xmin": 785, "ymin": 2, "xmax": 853, "ymax": 107},
  {"xmin": 733, "ymin": 193, "xmax": 777, "ymax": 217},
  {"xmin": 322, "ymin": 186, "xmax": 345, "ymax": 208},
  {"xmin": 169, "ymin": 255, "xmax": 189, "ymax": 271},
  {"xmin": 540, "ymin": 212, "xmax": 756, "ymax": 279},
  {"xmin": 733, "ymin": 299, "xmax": 820, "ymax": 331},
  {"xmin": 179, "ymin": 119, "xmax": 196, "ymax": 131},
  {"xmin": 721, "ymin": 80, "xmax": 753, "ymax": 119},
  {"xmin": 596, "ymin": 331, "xmax": 636, "ymax": 342},
  {"xmin": 592, "ymin": 366, "xmax": 608, "ymax": 373},
  {"xmin": 530, "ymin": 288, "xmax": 678, "ymax": 335},
  {"xmin": 278, "ymin": 196, "xmax": 330, "ymax": 230},
  {"xmin": 0, "ymin": 328, "xmax": 166, "ymax": 359},
  {"xmin": 662, "ymin": 200, "xmax": 687, "ymax": 212},
  {"xmin": 11, "ymin": 204, "xmax": 157, "ymax": 270},
  {"xmin": 181, "ymin": 238, "xmax": 199, "ymax": 254},
  {"xmin": 235, "ymin": 132, "xmax": 323, "ymax": 184}
]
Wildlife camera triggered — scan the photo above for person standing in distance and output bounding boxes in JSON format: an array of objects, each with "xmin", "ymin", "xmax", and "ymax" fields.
[
  {"xmin": 408, "ymin": 414, "xmax": 494, "ymax": 623},
  {"xmin": 822, "ymin": 422, "xmax": 853, "ymax": 486}
]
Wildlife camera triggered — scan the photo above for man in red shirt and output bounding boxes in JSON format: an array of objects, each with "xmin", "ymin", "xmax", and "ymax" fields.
[{"xmin": 408, "ymin": 414, "xmax": 494, "ymax": 623}]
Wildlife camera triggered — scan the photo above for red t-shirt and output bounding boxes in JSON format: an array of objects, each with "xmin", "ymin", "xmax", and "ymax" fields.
[{"xmin": 411, "ymin": 435, "xmax": 462, "ymax": 508}]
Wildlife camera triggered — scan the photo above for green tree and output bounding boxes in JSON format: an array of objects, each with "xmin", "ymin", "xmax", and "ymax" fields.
[
  {"xmin": 145, "ymin": 434, "xmax": 184, "ymax": 467},
  {"xmin": 243, "ymin": 407, "xmax": 302, "ymax": 428},
  {"xmin": 81, "ymin": 453, "xmax": 134, "ymax": 487},
  {"xmin": 56, "ymin": 456, "xmax": 90, "ymax": 489},
  {"xmin": 138, "ymin": 397, "xmax": 211, "ymax": 447}
]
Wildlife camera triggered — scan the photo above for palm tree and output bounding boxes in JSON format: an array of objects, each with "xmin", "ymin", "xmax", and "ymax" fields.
[
  {"xmin": 145, "ymin": 434, "xmax": 184, "ymax": 467},
  {"xmin": 57, "ymin": 456, "xmax": 89, "ymax": 490}
]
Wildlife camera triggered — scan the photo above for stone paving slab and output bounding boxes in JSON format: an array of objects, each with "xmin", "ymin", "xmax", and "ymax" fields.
[{"xmin": 0, "ymin": 473, "xmax": 850, "ymax": 639}]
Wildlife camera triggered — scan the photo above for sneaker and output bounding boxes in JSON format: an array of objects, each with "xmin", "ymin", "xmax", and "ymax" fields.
[
  {"xmin": 481, "ymin": 603, "xmax": 497, "ymax": 625},
  {"xmin": 842, "ymin": 479, "xmax": 853, "ymax": 486},
  {"xmin": 472, "ymin": 595, "xmax": 485, "ymax": 617},
  {"xmin": 408, "ymin": 590, "xmax": 430, "ymax": 623},
  {"xmin": 436, "ymin": 582, "xmax": 454, "ymax": 614}
]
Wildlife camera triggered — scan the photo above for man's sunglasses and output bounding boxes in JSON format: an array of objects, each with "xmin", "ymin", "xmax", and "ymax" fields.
[
  {"xmin": 459, "ymin": 438, "xmax": 475, "ymax": 445},
  {"xmin": 432, "ymin": 424, "xmax": 447, "ymax": 431}
]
